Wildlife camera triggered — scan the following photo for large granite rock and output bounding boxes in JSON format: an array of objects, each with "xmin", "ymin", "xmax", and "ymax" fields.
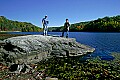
[{"xmin": 0, "ymin": 35, "xmax": 95, "ymax": 64}]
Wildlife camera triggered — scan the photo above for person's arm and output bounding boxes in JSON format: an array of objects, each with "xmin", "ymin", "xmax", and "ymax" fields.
[
  {"xmin": 68, "ymin": 23, "xmax": 70, "ymax": 26},
  {"xmin": 42, "ymin": 18, "xmax": 44, "ymax": 25},
  {"xmin": 63, "ymin": 23, "xmax": 66, "ymax": 29},
  {"xmin": 67, "ymin": 23, "xmax": 70, "ymax": 31},
  {"xmin": 46, "ymin": 21, "xmax": 49, "ymax": 24}
]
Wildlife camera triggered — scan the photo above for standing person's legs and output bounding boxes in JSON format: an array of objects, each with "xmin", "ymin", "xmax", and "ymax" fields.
[
  {"xmin": 43, "ymin": 24, "xmax": 48, "ymax": 36},
  {"xmin": 66, "ymin": 31, "xmax": 69, "ymax": 38},
  {"xmin": 62, "ymin": 29, "xmax": 65, "ymax": 37},
  {"xmin": 62, "ymin": 31, "xmax": 64, "ymax": 37},
  {"xmin": 43, "ymin": 25, "xmax": 45, "ymax": 35},
  {"xmin": 45, "ymin": 26, "xmax": 48, "ymax": 36}
]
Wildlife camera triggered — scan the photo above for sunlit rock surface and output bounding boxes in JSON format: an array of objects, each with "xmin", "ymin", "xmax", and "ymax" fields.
[{"xmin": 0, "ymin": 35, "xmax": 95, "ymax": 64}]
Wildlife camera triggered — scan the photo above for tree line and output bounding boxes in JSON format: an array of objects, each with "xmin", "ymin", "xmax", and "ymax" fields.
[
  {"xmin": 0, "ymin": 16, "xmax": 42, "ymax": 32},
  {"xmin": 48, "ymin": 15, "xmax": 120, "ymax": 32},
  {"xmin": 1, "ymin": 15, "xmax": 120, "ymax": 32}
]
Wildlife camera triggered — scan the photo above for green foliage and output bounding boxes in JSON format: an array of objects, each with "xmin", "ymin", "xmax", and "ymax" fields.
[
  {"xmin": 48, "ymin": 15, "xmax": 120, "ymax": 32},
  {"xmin": 48, "ymin": 27, "xmax": 63, "ymax": 32},
  {"xmin": 36, "ymin": 53, "xmax": 120, "ymax": 79},
  {"xmin": 83, "ymin": 15, "xmax": 120, "ymax": 32},
  {"xmin": 0, "ymin": 16, "xmax": 42, "ymax": 32}
]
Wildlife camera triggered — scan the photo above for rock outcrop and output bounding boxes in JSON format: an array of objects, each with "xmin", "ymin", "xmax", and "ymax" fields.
[{"xmin": 0, "ymin": 35, "xmax": 95, "ymax": 64}]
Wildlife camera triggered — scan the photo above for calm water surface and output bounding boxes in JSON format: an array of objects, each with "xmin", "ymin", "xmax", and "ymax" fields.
[{"xmin": 9, "ymin": 32, "xmax": 120, "ymax": 60}]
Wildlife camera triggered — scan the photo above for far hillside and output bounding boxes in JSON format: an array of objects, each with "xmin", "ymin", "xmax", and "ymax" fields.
[
  {"xmin": 48, "ymin": 15, "xmax": 120, "ymax": 32},
  {"xmin": 0, "ymin": 16, "xmax": 42, "ymax": 32}
]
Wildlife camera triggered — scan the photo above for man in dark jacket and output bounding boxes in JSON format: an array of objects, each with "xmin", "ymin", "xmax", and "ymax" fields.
[{"xmin": 62, "ymin": 19, "xmax": 70, "ymax": 38}]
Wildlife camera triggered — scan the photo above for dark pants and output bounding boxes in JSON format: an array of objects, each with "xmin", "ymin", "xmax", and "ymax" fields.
[{"xmin": 62, "ymin": 29, "xmax": 69, "ymax": 38}]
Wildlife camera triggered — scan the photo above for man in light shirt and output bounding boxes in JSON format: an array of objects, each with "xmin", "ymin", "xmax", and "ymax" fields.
[{"xmin": 42, "ymin": 15, "xmax": 49, "ymax": 36}]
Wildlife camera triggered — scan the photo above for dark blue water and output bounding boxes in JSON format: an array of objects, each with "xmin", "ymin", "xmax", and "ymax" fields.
[{"xmin": 9, "ymin": 32, "xmax": 120, "ymax": 60}]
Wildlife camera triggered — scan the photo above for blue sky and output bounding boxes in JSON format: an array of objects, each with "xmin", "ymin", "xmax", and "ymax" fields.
[{"xmin": 0, "ymin": 0, "xmax": 120, "ymax": 28}]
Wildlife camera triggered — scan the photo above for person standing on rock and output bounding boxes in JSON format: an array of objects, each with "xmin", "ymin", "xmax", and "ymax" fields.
[
  {"xmin": 42, "ymin": 15, "xmax": 49, "ymax": 36},
  {"xmin": 62, "ymin": 19, "xmax": 70, "ymax": 38}
]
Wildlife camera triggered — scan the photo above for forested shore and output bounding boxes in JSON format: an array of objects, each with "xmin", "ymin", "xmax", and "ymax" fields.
[
  {"xmin": 0, "ymin": 15, "xmax": 120, "ymax": 32},
  {"xmin": 49, "ymin": 15, "xmax": 120, "ymax": 32},
  {"xmin": 0, "ymin": 16, "xmax": 42, "ymax": 32}
]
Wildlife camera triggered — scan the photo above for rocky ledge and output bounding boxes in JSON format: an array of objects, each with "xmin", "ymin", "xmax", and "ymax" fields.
[{"xmin": 0, "ymin": 35, "xmax": 95, "ymax": 64}]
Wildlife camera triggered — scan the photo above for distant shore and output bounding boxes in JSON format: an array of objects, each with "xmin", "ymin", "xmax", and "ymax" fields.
[
  {"xmin": 0, "ymin": 31, "xmax": 21, "ymax": 32},
  {"xmin": 0, "ymin": 33, "xmax": 26, "ymax": 40}
]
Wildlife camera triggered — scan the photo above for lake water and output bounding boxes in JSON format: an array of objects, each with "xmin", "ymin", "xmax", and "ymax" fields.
[{"xmin": 9, "ymin": 32, "xmax": 120, "ymax": 60}]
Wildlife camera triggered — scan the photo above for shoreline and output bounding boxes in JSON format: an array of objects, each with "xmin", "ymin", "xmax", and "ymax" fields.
[{"xmin": 0, "ymin": 31, "xmax": 21, "ymax": 32}]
